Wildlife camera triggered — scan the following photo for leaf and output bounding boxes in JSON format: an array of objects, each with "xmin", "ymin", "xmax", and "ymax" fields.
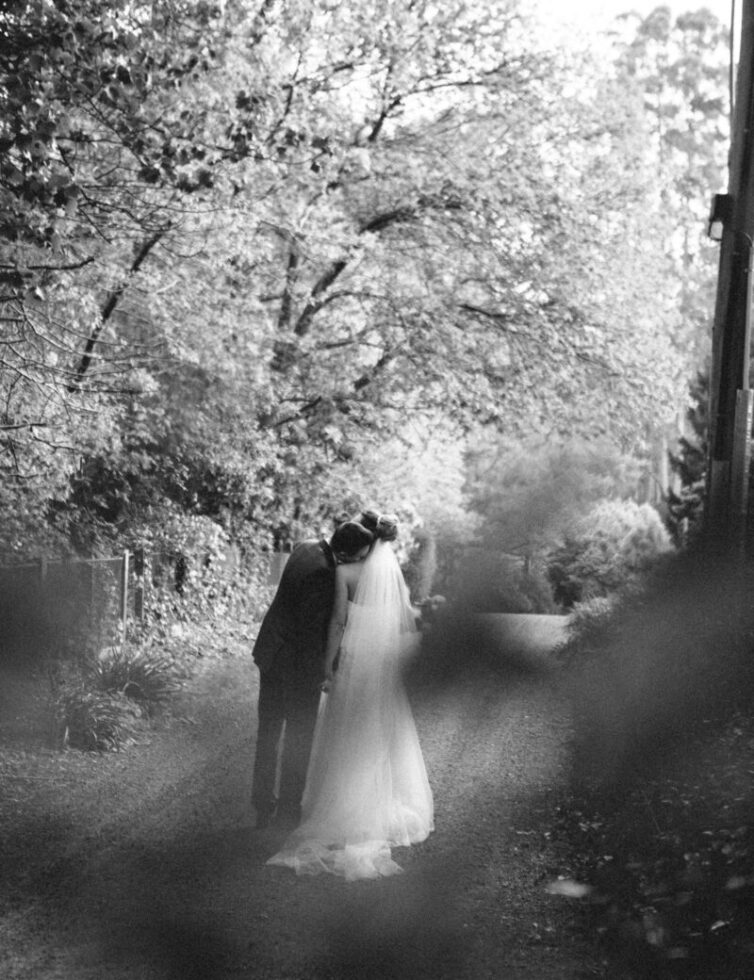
[{"xmin": 545, "ymin": 878, "xmax": 594, "ymax": 898}]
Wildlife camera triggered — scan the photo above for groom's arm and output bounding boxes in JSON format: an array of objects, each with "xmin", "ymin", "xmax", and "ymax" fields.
[{"xmin": 323, "ymin": 567, "xmax": 348, "ymax": 685}]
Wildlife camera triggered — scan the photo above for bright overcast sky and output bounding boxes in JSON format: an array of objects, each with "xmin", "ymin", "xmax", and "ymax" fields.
[
  {"xmin": 528, "ymin": 0, "xmax": 735, "ymax": 32},
  {"xmin": 523, "ymin": 0, "xmax": 737, "ymax": 59}
]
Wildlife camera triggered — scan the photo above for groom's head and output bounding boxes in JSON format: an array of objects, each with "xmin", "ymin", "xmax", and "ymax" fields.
[{"xmin": 331, "ymin": 521, "xmax": 373, "ymax": 564}]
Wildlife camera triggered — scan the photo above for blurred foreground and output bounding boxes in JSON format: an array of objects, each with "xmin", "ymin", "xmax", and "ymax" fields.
[
  {"xmin": 3, "ymin": 545, "xmax": 754, "ymax": 977},
  {"xmin": 0, "ymin": 629, "xmax": 596, "ymax": 980}
]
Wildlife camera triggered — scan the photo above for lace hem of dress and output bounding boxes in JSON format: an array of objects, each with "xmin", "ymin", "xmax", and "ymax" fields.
[{"xmin": 267, "ymin": 838, "xmax": 404, "ymax": 881}]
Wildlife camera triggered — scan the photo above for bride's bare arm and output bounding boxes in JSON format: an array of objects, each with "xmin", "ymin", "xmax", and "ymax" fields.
[{"xmin": 323, "ymin": 566, "xmax": 349, "ymax": 685}]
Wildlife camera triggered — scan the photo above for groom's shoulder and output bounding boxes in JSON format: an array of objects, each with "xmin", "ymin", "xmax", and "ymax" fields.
[
  {"xmin": 288, "ymin": 538, "xmax": 330, "ymax": 569},
  {"xmin": 292, "ymin": 537, "xmax": 320, "ymax": 552},
  {"xmin": 291, "ymin": 538, "xmax": 322, "ymax": 558}
]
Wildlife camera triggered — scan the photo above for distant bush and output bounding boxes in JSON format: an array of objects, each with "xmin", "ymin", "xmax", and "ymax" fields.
[
  {"xmin": 450, "ymin": 550, "xmax": 558, "ymax": 613},
  {"xmin": 557, "ymin": 595, "xmax": 620, "ymax": 662},
  {"xmin": 402, "ymin": 527, "xmax": 438, "ymax": 603},
  {"xmin": 547, "ymin": 499, "xmax": 673, "ymax": 608},
  {"xmin": 465, "ymin": 435, "xmax": 638, "ymax": 565}
]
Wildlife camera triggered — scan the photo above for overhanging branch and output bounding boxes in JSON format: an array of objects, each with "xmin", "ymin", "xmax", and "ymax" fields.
[{"xmin": 69, "ymin": 227, "xmax": 168, "ymax": 391}]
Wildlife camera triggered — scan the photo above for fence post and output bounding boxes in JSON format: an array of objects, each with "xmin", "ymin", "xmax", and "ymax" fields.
[
  {"xmin": 269, "ymin": 550, "xmax": 289, "ymax": 586},
  {"xmin": 120, "ymin": 551, "xmax": 130, "ymax": 644},
  {"xmin": 39, "ymin": 557, "xmax": 48, "ymax": 618},
  {"xmin": 133, "ymin": 547, "xmax": 145, "ymax": 624},
  {"xmin": 89, "ymin": 558, "xmax": 96, "ymax": 634}
]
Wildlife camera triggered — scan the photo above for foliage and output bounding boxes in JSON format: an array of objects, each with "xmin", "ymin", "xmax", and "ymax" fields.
[
  {"xmin": 614, "ymin": 5, "xmax": 727, "ymax": 366},
  {"xmin": 465, "ymin": 435, "xmax": 639, "ymax": 562},
  {"xmin": 0, "ymin": 0, "xmax": 727, "ymax": 630},
  {"xmin": 447, "ymin": 550, "xmax": 558, "ymax": 614},
  {"xmin": 156, "ymin": 512, "xmax": 273, "ymax": 622},
  {"xmin": 554, "ymin": 714, "xmax": 754, "ymax": 980},
  {"xmin": 0, "ymin": 0, "xmax": 241, "ymax": 486},
  {"xmin": 58, "ymin": 689, "xmax": 145, "ymax": 751},
  {"xmin": 551, "ymin": 549, "xmax": 754, "ymax": 977},
  {"xmin": 504, "ymin": 562, "xmax": 560, "ymax": 614},
  {"xmin": 0, "ymin": 0, "xmax": 704, "ymax": 566},
  {"xmin": 402, "ymin": 527, "xmax": 438, "ymax": 604},
  {"xmin": 547, "ymin": 498, "xmax": 674, "ymax": 608},
  {"xmin": 320, "ymin": 424, "xmax": 479, "ymax": 598},
  {"xmin": 241, "ymin": 24, "xmax": 689, "ymax": 453},
  {"xmin": 666, "ymin": 371, "xmax": 709, "ymax": 545},
  {"xmin": 557, "ymin": 594, "xmax": 620, "ymax": 662},
  {"xmin": 94, "ymin": 644, "xmax": 181, "ymax": 715}
]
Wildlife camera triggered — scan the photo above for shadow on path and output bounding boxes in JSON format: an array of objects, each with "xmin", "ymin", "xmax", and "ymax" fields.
[{"xmin": 2, "ymin": 619, "xmax": 602, "ymax": 980}]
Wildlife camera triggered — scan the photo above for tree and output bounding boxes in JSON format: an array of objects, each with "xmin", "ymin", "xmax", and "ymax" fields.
[
  {"xmin": 0, "ymin": 0, "xmax": 702, "ymax": 561},
  {"xmin": 465, "ymin": 434, "xmax": 639, "ymax": 561},
  {"xmin": 547, "ymin": 498, "xmax": 673, "ymax": 607},
  {"xmin": 0, "ymin": 0, "xmax": 278, "ymax": 550},
  {"xmin": 666, "ymin": 370, "xmax": 709, "ymax": 544},
  {"xmin": 615, "ymin": 5, "xmax": 729, "ymax": 365}
]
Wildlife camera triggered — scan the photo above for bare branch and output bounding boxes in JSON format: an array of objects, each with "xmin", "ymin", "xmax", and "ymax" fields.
[
  {"xmin": 291, "ymin": 208, "xmax": 421, "ymax": 338},
  {"xmin": 69, "ymin": 226, "xmax": 169, "ymax": 389},
  {"xmin": 277, "ymin": 245, "xmax": 300, "ymax": 331},
  {"xmin": 0, "ymin": 421, "xmax": 48, "ymax": 431}
]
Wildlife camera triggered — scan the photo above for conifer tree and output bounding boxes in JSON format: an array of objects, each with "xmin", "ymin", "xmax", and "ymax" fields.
[{"xmin": 666, "ymin": 371, "xmax": 709, "ymax": 544}]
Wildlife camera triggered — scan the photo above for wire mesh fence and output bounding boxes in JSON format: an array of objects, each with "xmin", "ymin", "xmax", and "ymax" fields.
[
  {"xmin": 0, "ymin": 542, "xmax": 279, "ymax": 667},
  {"xmin": 0, "ymin": 553, "xmax": 142, "ymax": 664}
]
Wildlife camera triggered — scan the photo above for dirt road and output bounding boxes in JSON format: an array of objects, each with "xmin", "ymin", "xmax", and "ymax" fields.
[{"xmin": 0, "ymin": 621, "xmax": 604, "ymax": 979}]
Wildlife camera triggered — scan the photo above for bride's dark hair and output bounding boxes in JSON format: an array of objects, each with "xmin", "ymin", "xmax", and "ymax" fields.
[
  {"xmin": 359, "ymin": 509, "xmax": 399, "ymax": 542},
  {"xmin": 332, "ymin": 520, "xmax": 373, "ymax": 555}
]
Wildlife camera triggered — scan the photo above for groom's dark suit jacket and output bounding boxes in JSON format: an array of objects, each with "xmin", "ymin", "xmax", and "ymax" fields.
[{"xmin": 252, "ymin": 539, "xmax": 336, "ymax": 685}]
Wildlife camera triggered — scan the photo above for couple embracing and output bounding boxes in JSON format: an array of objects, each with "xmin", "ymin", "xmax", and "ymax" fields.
[{"xmin": 251, "ymin": 510, "xmax": 434, "ymax": 881}]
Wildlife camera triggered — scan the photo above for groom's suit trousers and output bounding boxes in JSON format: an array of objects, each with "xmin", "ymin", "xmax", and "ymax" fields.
[
  {"xmin": 251, "ymin": 539, "xmax": 336, "ymax": 817},
  {"xmin": 252, "ymin": 667, "xmax": 321, "ymax": 816}
]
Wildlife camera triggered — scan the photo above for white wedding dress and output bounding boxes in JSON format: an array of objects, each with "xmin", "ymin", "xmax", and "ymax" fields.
[{"xmin": 267, "ymin": 540, "xmax": 434, "ymax": 881}]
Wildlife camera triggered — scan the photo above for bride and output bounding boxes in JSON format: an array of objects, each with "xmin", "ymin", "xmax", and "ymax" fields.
[{"xmin": 267, "ymin": 511, "xmax": 434, "ymax": 881}]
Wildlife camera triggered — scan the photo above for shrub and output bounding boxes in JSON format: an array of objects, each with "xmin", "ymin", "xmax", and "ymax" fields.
[
  {"xmin": 547, "ymin": 499, "xmax": 673, "ymax": 608},
  {"xmin": 666, "ymin": 371, "xmax": 708, "ymax": 546},
  {"xmin": 141, "ymin": 510, "xmax": 274, "ymax": 634},
  {"xmin": 465, "ymin": 435, "xmax": 638, "ymax": 563},
  {"xmin": 450, "ymin": 550, "xmax": 558, "ymax": 613},
  {"xmin": 94, "ymin": 644, "xmax": 182, "ymax": 715},
  {"xmin": 55, "ymin": 641, "xmax": 184, "ymax": 751},
  {"xmin": 402, "ymin": 527, "xmax": 438, "ymax": 603},
  {"xmin": 557, "ymin": 595, "xmax": 619, "ymax": 662},
  {"xmin": 59, "ymin": 690, "xmax": 145, "ymax": 751}
]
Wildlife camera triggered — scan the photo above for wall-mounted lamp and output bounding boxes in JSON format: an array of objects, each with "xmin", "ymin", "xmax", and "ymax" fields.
[{"xmin": 707, "ymin": 193, "xmax": 733, "ymax": 241}]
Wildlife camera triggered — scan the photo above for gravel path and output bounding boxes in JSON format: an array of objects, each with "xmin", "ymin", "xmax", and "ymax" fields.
[{"xmin": 0, "ymin": 628, "xmax": 605, "ymax": 980}]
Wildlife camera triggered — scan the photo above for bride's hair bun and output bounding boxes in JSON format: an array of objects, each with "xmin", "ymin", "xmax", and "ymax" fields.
[{"xmin": 360, "ymin": 509, "xmax": 399, "ymax": 542}]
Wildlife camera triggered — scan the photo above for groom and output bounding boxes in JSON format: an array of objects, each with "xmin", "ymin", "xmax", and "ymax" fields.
[{"xmin": 251, "ymin": 519, "xmax": 373, "ymax": 829}]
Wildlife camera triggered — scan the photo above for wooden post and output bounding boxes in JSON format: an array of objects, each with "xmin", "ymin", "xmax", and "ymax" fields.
[
  {"xmin": 268, "ymin": 551, "xmax": 289, "ymax": 587},
  {"xmin": 38, "ymin": 557, "xmax": 48, "ymax": 627},
  {"xmin": 120, "ymin": 551, "xmax": 130, "ymax": 644},
  {"xmin": 706, "ymin": 2, "xmax": 754, "ymax": 550},
  {"xmin": 133, "ymin": 547, "xmax": 145, "ymax": 624},
  {"xmin": 731, "ymin": 388, "xmax": 754, "ymax": 547},
  {"xmin": 89, "ymin": 558, "xmax": 96, "ymax": 634}
]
